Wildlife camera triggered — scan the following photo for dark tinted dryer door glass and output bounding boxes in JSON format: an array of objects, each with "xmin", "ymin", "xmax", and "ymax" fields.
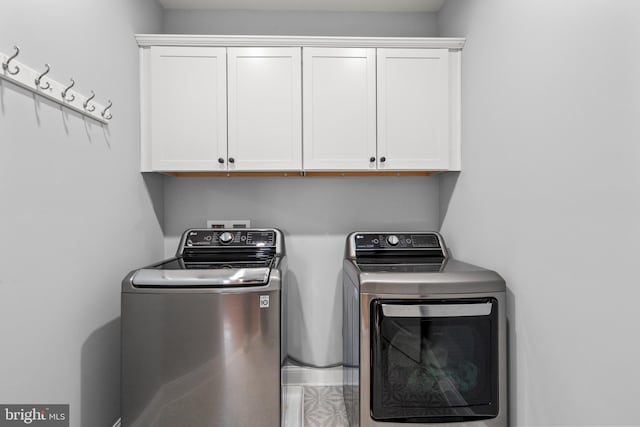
[{"xmin": 371, "ymin": 298, "xmax": 499, "ymax": 422}]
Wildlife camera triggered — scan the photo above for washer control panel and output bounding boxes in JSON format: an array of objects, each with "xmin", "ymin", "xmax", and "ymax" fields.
[
  {"xmin": 354, "ymin": 233, "xmax": 442, "ymax": 250},
  {"xmin": 184, "ymin": 229, "xmax": 276, "ymax": 248}
]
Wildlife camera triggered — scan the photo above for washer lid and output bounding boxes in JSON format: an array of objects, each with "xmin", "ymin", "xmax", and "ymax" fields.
[{"xmin": 131, "ymin": 266, "xmax": 271, "ymax": 287}]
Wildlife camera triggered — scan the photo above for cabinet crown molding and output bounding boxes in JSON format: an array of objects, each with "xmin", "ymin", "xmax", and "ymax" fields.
[{"xmin": 135, "ymin": 34, "xmax": 465, "ymax": 49}]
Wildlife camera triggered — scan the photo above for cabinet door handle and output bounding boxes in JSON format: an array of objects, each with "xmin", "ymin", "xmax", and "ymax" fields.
[
  {"xmin": 380, "ymin": 156, "xmax": 386, "ymax": 163},
  {"xmin": 228, "ymin": 157, "xmax": 235, "ymax": 164},
  {"xmin": 218, "ymin": 158, "xmax": 225, "ymax": 164},
  {"xmin": 369, "ymin": 157, "xmax": 376, "ymax": 162}
]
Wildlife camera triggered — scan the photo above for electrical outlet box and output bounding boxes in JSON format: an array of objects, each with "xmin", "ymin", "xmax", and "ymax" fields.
[{"xmin": 206, "ymin": 220, "xmax": 251, "ymax": 229}]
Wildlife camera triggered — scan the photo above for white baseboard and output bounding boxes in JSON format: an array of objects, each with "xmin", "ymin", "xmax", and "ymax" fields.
[
  {"xmin": 283, "ymin": 365, "xmax": 343, "ymax": 386},
  {"xmin": 283, "ymin": 385, "xmax": 304, "ymax": 427}
]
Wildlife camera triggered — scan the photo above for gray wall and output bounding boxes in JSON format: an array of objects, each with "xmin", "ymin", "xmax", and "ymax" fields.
[
  {"xmin": 164, "ymin": 9, "xmax": 439, "ymax": 36},
  {"xmin": 163, "ymin": 176, "xmax": 441, "ymax": 366},
  {"xmin": 0, "ymin": 1, "xmax": 163, "ymax": 426},
  {"xmin": 437, "ymin": 1, "xmax": 640, "ymax": 426}
]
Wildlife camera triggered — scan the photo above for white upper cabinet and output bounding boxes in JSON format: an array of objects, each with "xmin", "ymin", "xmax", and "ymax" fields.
[
  {"xmin": 303, "ymin": 48, "xmax": 376, "ymax": 171},
  {"xmin": 138, "ymin": 36, "xmax": 464, "ymax": 174},
  {"xmin": 149, "ymin": 46, "xmax": 227, "ymax": 171},
  {"xmin": 377, "ymin": 48, "xmax": 450, "ymax": 170},
  {"xmin": 228, "ymin": 47, "xmax": 302, "ymax": 171}
]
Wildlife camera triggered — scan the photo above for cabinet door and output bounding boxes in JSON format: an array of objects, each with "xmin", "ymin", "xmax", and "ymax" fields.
[
  {"xmin": 377, "ymin": 49, "xmax": 450, "ymax": 170},
  {"xmin": 227, "ymin": 47, "xmax": 302, "ymax": 171},
  {"xmin": 149, "ymin": 46, "xmax": 227, "ymax": 171},
  {"xmin": 303, "ymin": 48, "xmax": 376, "ymax": 170}
]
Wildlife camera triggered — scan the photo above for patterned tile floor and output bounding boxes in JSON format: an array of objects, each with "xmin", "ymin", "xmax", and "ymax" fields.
[{"xmin": 303, "ymin": 386, "xmax": 349, "ymax": 427}]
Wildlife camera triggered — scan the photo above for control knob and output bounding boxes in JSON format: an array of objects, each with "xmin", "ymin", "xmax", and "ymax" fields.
[
  {"xmin": 387, "ymin": 235, "xmax": 400, "ymax": 246},
  {"xmin": 219, "ymin": 232, "xmax": 234, "ymax": 244}
]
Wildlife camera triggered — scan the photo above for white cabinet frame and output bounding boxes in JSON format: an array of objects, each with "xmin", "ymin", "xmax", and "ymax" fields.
[{"xmin": 138, "ymin": 36, "xmax": 464, "ymax": 174}]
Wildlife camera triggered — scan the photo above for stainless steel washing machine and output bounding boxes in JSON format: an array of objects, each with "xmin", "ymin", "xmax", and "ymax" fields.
[
  {"xmin": 121, "ymin": 228, "xmax": 287, "ymax": 427},
  {"xmin": 343, "ymin": 231, "xmax": 507, "ymax": 427}
]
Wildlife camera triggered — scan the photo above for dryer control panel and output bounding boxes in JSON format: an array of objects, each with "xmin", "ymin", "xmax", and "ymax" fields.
[
  {"xmin": 350, "ymin": 232, "xmax": 447, "ymax": 259},
  {"xmin": 354, "ymin": 233, "xmax": 441, "ymax": 250}
]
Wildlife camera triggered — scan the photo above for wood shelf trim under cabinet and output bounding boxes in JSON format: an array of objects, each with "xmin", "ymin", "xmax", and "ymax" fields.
[
  {"xmin": 162, "ymin": 171, "xmax": 439, "ymax": 177},
  {"xmin": 304, "ymin": 171, "xmax": 438, "ymax": 176},
  {"xmin": 163, "ymin": 171, "xmax": 303, "ymax": 177}
]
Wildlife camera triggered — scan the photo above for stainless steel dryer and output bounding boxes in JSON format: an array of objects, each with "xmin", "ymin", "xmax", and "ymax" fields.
[
  {"xmin": 343, "ymin": 231, "xmax": 506, "ymax": 427},
  {"xmin": 121, "ymin": 228, "xmax": 287, "ymax": 427}
]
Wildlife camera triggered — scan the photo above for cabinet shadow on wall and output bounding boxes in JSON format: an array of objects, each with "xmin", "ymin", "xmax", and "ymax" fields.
[
  {"xmin": 81, "ymin": 317, "xmax": 121, "ymax": 427},
  {"xmin": 143, "ymin": 172, "xmax": 166, "ymax": 234},
  {"xmin": 438, "ymin": 171, "xmax": 460, "ymax": 229}
]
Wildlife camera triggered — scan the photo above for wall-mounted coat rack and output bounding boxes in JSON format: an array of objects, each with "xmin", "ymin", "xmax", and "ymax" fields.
[{"xmin": 1, "ymin": 46, "xmax": 112, "ymax": 125}]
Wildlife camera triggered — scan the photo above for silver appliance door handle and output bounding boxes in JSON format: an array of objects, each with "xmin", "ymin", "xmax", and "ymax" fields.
[
  {"xmin": 381, "ymin": 302, "xmax": 492, "ymax": 318},
  {"xmin": 131, "ymin": 268, "xmax": 270, "ymax": 287}
]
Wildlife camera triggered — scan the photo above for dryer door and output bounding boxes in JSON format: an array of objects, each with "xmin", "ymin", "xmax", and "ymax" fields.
[{"xmin": 370, "ymin": 298, "xmax": 499, "ymax": 423}]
